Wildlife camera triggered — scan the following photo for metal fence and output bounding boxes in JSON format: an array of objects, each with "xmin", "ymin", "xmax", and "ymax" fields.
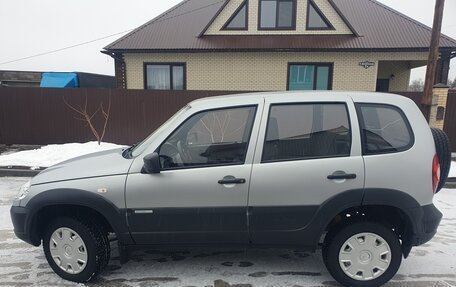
[
  {"xmin": 0, "ymin": 88, "xmax": 429, "ymax": 146},
  {"xmin": 444, "ymin": 89, "xmax": 456, "ymax": 151},
  {"xmin": 0, "ymin": 88, "xmax": 246, "ymax": 145}
]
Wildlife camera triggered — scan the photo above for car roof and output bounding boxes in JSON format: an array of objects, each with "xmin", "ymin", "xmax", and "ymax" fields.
[{"xmin": 189, "ymin": 91, "xmax": 414, "ymax": 109}]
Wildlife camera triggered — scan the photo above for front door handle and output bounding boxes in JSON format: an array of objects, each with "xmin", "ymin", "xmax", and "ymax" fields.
[
  {"xmin": 327, "ymin": 171, "xmax": 357, "ymax": 180},
  {"xmin": 218, "ymin": 175, "xmax": 246, "ymax": 185}
]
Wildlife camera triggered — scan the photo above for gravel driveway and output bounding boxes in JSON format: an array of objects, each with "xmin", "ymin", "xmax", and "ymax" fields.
[{"xmin": 1, "ymin": 177, "xmax": 455, "ymax": 287}]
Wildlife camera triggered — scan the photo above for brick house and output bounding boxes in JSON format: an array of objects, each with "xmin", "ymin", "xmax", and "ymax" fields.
[{"xmin": 103, "ymin": 0, "xmax": 456, "ymax": 92}]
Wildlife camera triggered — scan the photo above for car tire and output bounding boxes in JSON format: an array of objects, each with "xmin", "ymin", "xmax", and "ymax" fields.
[
  {"xmin": 323, "ymin": 222, "xmax": 402, "ymax": 287},
  {"xmin": 431, "ymin": 128, "xmax": 451, "ymax": 192},
  {"xmin": 43, "ymin": 217, "xmax": 110, "ymax": 283}
]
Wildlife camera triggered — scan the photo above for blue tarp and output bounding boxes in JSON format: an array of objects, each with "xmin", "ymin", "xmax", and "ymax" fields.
[{"xmin": 40, "ymin": 73, "xmax": 79, "ymax": 88}]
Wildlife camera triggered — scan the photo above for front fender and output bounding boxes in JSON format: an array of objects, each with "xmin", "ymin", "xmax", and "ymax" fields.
[{"xmin": 24, "ymin": 188, "xmax": 134, "ymax": 245}]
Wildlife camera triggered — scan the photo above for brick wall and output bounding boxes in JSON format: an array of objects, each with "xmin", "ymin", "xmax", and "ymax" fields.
[
  {"xmin": 429, "ymin": 85, "xmax": 449, "ymax": 129},
  {"xmin": 124, "ymin": 51, "xmax": 428, "ymax": 91},
  {"xmin": 114, "ymin": 58, "xmax": 127, "ymax": 89}
]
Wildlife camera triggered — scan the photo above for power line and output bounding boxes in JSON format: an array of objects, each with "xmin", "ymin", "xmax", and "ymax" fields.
[
  {"xmin": 0, "ymin": 0, "xmax": 224, "ymax": 66},
  {"xmin": 0, "ymin": 29, "xmax": 133, "ymax": 66}
]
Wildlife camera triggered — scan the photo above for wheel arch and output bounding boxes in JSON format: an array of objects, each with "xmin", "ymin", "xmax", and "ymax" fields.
[
  {"xmin": 320, "ymin": 188, "xmax": 422, "ymax": 258},
  {"xmin": 24, "ymin": 188, "xmax": 134, "ymax": 246}
]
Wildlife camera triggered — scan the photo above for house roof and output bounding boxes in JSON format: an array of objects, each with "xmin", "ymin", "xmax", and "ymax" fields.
[{"xmin": 104, "ymin": 0, "xmax": 456, "ymax": 53}]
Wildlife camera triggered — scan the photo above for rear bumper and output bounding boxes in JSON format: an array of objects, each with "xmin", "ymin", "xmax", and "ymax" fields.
[{"xmin": 410, "ymin": 204, "xmax": 442, "ymax": 246}]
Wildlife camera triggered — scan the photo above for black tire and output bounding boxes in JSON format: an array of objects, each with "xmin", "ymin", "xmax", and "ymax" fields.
[
  {"xmin": 43, "ymin": 217, "xmax": 110, "ymax": 283},
  {"xmin": 431, "ymin": 128, "xmax": 451, "ymax": 192},
  {"xmin": 323, "ymin": 222, "xmax": 402, "ymax": 287}
]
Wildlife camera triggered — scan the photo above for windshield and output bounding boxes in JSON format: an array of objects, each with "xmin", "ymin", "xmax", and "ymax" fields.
[{"xmin": 129, "ymin": 105, "xmax": 191, "ymax": 157}]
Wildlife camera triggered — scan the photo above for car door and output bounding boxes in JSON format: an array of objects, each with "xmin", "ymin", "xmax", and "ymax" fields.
[
  {"xmin": 125, "ymin": 104, "xmax": 262, "ymax": 245},
  {"xmin": 248, "ymin": 95, "xmax": 365, "ymax": 246}
]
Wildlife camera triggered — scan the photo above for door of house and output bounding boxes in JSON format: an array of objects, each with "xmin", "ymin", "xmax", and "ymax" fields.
[{"xmin": 376, "ymin": 79, "xmax": 390, "ymax": 92}]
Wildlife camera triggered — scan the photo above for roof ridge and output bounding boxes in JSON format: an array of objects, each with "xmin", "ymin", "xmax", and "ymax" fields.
[
  {"xmin": 105, "ymin": 0, "xmax": 192, "ymax": 50},
  {"xmin": 366, "ymin": 0, "xmax": 456, "ymax": 45}
]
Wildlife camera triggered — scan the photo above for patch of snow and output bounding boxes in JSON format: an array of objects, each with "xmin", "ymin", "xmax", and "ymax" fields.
[
  {"xmin": 0, "ymin": 142, "xmax": 125, "ymax": 168},
  {"xmin": 449, "ymin": 161, "xmax": 456, "ymax": 178}
]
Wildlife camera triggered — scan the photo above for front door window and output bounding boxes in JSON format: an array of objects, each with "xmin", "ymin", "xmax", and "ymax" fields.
[{"xmin": 159, "ymin": 106, "xmax": 257, "ymax": 169}]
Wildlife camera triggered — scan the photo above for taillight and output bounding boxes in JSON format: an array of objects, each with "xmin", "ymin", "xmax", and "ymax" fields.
[{"xmin": 432, "ymin": 153, "xmax": 440, "ymax": 194}]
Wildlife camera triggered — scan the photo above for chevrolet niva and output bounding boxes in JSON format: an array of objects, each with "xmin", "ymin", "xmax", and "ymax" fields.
[{"xmin": 11, "ymin": 91, "xmax": 451, "ymax": 287}]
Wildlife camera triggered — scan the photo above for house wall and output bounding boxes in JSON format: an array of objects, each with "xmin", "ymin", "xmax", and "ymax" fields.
[
  {"xmin": 205, "ymin": 0, "xmax": 353, "ymax": 35},
  {"xmin": 0, "ymin": 70, "xmax": 42, "ymax": 87},
  {"xmin": 124, "ymin": 51, "xmax": 427, "ymax": 91},
  {"xmin": 377, "ymin": 61, "xmax": 411, "ymax": 92}
]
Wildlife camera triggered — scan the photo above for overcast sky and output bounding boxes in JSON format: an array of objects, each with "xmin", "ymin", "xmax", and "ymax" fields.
[{"xmin": 0, "ymin": 0, "xmax": 455, "ymax": 82}]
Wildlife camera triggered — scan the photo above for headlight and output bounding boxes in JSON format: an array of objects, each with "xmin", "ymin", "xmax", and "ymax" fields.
[{"xmin": 16, "ymin": 181, "xmax": 31, "ymax": 200}]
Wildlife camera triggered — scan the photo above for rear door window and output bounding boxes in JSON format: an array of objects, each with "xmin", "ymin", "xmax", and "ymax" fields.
[
  {"xmin": 356, "ymin": 103, "xmax": 414, "ymax": 155},
  {"xmin": 262, "ymin": 103, "xmax": 351, "ymax": 162}
]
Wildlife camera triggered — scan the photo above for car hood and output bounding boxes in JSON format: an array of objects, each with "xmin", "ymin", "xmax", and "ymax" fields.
[{"xmin": 31, "ymin": 148, "xmax": 134, "ymax": 185}]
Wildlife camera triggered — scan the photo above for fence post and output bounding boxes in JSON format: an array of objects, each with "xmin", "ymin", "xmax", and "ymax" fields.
[{"xmin": 429, "ymin": 83, "xmax": 449, "ymax": 129}]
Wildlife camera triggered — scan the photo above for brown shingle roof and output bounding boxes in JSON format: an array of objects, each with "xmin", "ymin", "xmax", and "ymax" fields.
[{"xmin": 104, "ymin": 0, "xmax": 456, "ymax": 52}]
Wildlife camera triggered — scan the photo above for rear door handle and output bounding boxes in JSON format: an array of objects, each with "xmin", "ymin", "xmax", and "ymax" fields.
[
  {"xmin": 327, "ymin": 171, "xmax": 357, "ymax": 180},
  {"xmin": 218, "ymin": 176, "xmax": 246, "ymax": 185}
]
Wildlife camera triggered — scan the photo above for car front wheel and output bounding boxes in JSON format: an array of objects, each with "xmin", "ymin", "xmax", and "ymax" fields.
[
  {"xmin": 323, "ymin": 221, "xmax": 402, "ymax": 287},
  {"xmin": 43, "ymin": 217, "xmax": 110, "ymax": 282}
]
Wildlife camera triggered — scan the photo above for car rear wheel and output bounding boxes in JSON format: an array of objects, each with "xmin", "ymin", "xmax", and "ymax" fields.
[
  {"xmin": 323, "ymin": 222, "xmax": 402, "ymax": 287},
  {"xmin": 43, "ymin": 217, "xmax": 110, "ymax": 282}
]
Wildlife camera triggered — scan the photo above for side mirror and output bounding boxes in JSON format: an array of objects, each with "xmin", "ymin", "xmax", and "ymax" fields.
[{"xmin": 142, "ymin": 152, "xmax": 161, "ymax": 174}]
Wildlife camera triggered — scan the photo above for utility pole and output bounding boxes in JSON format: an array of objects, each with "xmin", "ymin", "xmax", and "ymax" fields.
[{"xmin": 422, "ymin": 0, "xmax": 445, "ymax": 120}]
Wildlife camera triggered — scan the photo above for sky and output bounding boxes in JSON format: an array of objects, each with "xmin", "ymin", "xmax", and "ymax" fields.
[{"xmin": 0, "ymin": 0, "xmax": 455, "ymax": 83}]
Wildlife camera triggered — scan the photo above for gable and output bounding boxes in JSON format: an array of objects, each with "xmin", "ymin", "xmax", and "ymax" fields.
[{"xmin": 204, "ymin": 0, "xmax": 353, "ymax": 35}]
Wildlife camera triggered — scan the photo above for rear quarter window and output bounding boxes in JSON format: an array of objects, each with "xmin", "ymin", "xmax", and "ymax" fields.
[{"xmin": 356, "ymin": 103, "xmax": 414, "ymax": 155}]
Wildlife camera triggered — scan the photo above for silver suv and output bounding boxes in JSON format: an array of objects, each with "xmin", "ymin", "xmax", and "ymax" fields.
[{"xmin": 10, "ymin": 92, "xmax": 450, "ymax": 287}]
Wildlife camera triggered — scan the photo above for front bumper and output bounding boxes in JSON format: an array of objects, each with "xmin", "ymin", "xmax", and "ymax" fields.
[{"xmin": 10, "ymin": 206, "xmax": 38, "ymax": 246}]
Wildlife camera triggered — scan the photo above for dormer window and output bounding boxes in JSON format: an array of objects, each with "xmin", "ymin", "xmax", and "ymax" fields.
[
  {"xmin": 307, "ymin": 0, "xmax": 333, "ymax": 30},
  {"xmin": 223, "ymin": 0, "xmax": 248, "ymax": 30},
  {"xmin": 259, "ymin": 0, "xmax": 296, "ymax": 30}
]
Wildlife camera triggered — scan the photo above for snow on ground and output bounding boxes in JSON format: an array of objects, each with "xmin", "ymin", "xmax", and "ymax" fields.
[
  {"xmin": 449, "ymin": 161, "xmax": 456, "ymax": 178},
  {"xmin": 0, "ymin": 142, "xmax": 125, "ymax": 168},
  {"xmin": 0, "ymin": 177, "xmax": 455, "ymax": 287}
]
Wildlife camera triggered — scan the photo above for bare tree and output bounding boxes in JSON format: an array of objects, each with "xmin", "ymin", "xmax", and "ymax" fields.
[
  {"xmin": 193, "ymin": 111, "xmax": 244, "ymax": 143},
  {"xmin": 63, "ymin": 95, "xmax": 111, "ymax": 145},
  {"xmin": 449, "ymin": 77, "xmax": 456, "ymax": 89},
  {"xmin": 409, "ymin": 78, "xmax": 424, "ymax": 91}
]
